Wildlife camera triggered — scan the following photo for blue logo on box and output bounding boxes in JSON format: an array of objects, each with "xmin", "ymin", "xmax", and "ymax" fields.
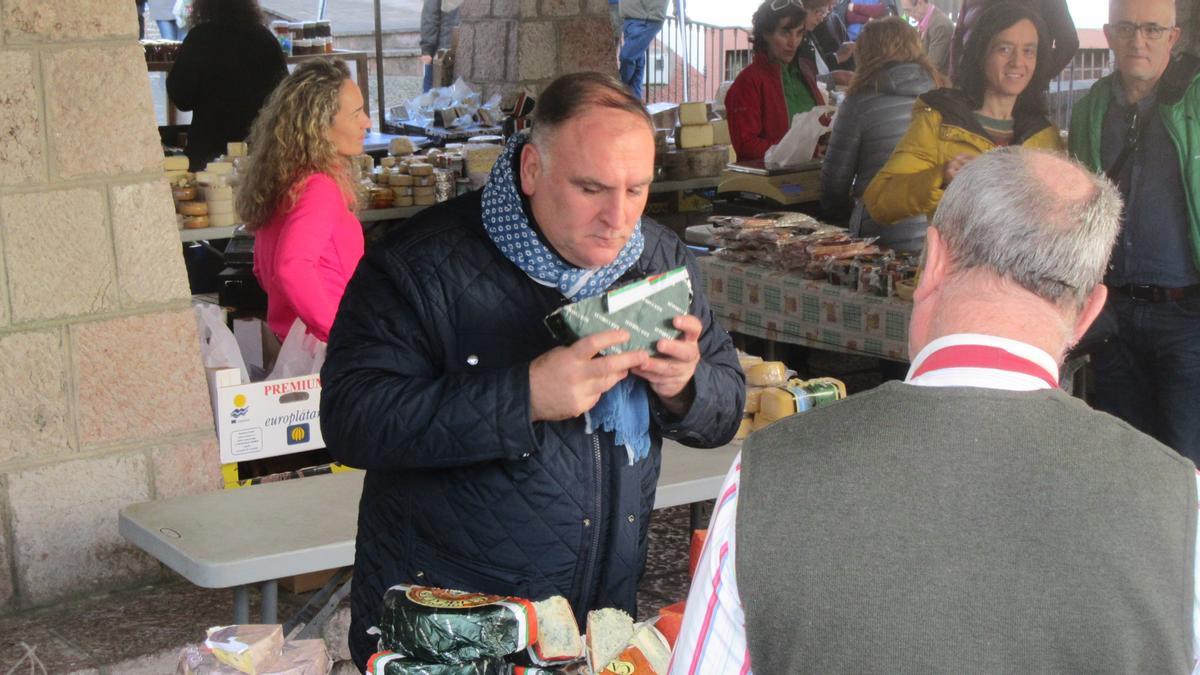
[{"xmin": 287, "ymin": 424, "xmax": 309, "ymax": 445}]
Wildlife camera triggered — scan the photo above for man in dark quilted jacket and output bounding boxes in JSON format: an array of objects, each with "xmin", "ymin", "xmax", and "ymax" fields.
[{"xmin": 320, "ymin": 71, "xmax": 745, "ymax": 670}]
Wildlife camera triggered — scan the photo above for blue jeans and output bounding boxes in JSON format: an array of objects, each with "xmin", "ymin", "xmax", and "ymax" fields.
[
  {"xmin": 1091, "ymin": 293, "xmax": 1200, "ymax": 463},
  {"xmin": 422, "ymin": 63, "xmax": 433, "ymax": 93},
  {"xmin": 157, "ymin": 19, "xmax": 180, "ymax": 40},
  {"xmin": 619, "ymin": 19, "xmax": 663, "ymax": 100}
]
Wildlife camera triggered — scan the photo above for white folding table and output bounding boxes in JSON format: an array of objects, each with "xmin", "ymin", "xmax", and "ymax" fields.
[{"xmin": 119, "ymin": 439, "xmax": 737, "ymax": 628}]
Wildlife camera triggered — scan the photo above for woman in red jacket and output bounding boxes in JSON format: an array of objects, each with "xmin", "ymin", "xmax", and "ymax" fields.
[{"xmin": 726, "ymin": 0, "xmax": 827, "ymax": 161}]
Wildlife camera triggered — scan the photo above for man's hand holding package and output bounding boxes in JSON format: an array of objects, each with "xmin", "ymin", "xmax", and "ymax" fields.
[
  {"xmin": 530, "ymin": 329, "xmax": 648, "ymax": 422},
  {"xmin": 633, "ymin": 314, "xmax": 702, "ymax": 416}
]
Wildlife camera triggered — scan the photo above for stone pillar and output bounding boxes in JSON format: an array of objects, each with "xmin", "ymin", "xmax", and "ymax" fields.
[
  {"xmin": 457, "ymin": 0, "xmax": 619, "ymax": 98},
  {"xmin": 0, "ymin": 2, "xmax": 219, "ymax": 610}
]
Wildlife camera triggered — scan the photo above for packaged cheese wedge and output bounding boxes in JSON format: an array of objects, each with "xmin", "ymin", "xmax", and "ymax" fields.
[
  {"xmin": 586, "ymin": 608, "xmax": 634, "ymax": 674},
  {"xmin": 379, "ymin": 585, "xmax": 537, "ymax": 664},
  {"xmin": 745, "ymin": 361, "xmax": 788, "ymax": 387},
  {"xmin": 204, "ymin": 624, "xmax": 284, "ymax": 675},
  {"xmin": 599, "ymin": 623, "xmax": 672, "ymax": 674},
  {"xmin": 757, "ymin": 377, "xmax": 847, "ymax": 421},
  {"xmin": 527, "ymin": 595, "xmax": 583, "ymax": 666}
]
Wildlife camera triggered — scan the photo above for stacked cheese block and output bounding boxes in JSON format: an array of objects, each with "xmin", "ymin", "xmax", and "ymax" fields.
[
  {"xmin": 669, "ymin": 101, "xmax": 732, "ymax": 179},
  {"xmin": 168, "ymin": 142, "xmax": 246, "ymax": 229},
  {"xmin": 370, "ymin": 139, "xmax": 438, "ymax": 208},
  {"xmin": 737, "ymin": 353, "xmax": 847, "ymax": 438}
]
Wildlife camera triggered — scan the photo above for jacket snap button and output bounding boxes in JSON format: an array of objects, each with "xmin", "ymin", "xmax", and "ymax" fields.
[
  {"xmin": 466, "ymin": 354, "xmax": 480, "ymax": 366},
  {"xmin": 583, "ymin": 518, "xmax": 591, "ymax": 527},
  {"xmin": 415, "ymin": 570, "xmax": 424, "ymax": 577},
  {"xmin": 627, "ymin": 514, "xmax": 636, "ymax": 523},
  {"xmin": 520, "ymin": 452, "xmax": 530, "ymax": 459}
]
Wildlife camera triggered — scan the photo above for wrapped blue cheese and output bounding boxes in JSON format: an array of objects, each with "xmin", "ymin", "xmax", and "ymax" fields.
[{"xmin": 379, "ymin": 585, "xmax": 536, "ymax": 664}]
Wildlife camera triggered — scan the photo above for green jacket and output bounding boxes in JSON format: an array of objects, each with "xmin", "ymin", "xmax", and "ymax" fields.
[{"xmin": 1069, "ymin": 54, "xmax": 1200, "ymax": 271}]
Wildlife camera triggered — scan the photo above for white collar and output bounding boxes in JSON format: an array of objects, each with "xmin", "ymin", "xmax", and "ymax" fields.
[{"xmin": 905, "ymin": 333, "xmax": 1060, "ymax": 392}]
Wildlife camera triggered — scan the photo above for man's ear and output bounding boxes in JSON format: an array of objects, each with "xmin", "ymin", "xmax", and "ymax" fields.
[
  {"xmin": 913, "ymin": 226, "xmax": 947, "ymax": 303},
  {"xmin": 1071, "ymin": 283, "xmax": 1108, "ymax": 345},
  {"xmin": 519, "ymin": 142, "xmax": 541, "ymax": 198}
]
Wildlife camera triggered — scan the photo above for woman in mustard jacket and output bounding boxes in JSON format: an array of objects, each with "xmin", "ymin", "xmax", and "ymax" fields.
[{"xmin": 863, "ymin": 2, "xmax": 1063, "ymax": 227}]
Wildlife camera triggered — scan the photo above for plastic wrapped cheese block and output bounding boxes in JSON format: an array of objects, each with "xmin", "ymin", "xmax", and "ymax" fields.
[
  {"xmin": 544, "ymin": 267, "xmax": 691, "ymax": 357},
  {"xmin": 227, "ymin": 142, "xmax": 248, "ymax": 157},
  {"xmin": 757, "ymin": 378, "xmax": 847, "ymax": 421},
  {"xmin": 601, "ymin": 623, "xmax": 671, "ymax": 674},
  {"xmin": 379, "ymin": 585, "xmax": 537, "ymax": 664},
  {"xmin": 711, "ymin": 119, "xmax": 731, "ymax": 146},
  {"xmin": 205, "ymin": 624, "xmax": 284, "ymax": 675},
  {"xmin": 744, "ymin": 386, "xmax": 765, "ymax": 414},
  {"xmin": 164, "ymin": 155, "xmax": 190, "ymax": 171},
  {"xmin": 390, "ymin": 137, "xmax": 417, "ymax": 156},
  {"xmin": 585, "ymin": 608, "xmax": 633, "ymax": 673},
  {"xmin": 678, "ymin": 101, "xmax": 708, "ymax": 126},
  {"xmin": 745, "ymin": 361, "xmax": 787, "ymax": 387},
  {"xmin": 527, "ymin": 596, "xmax": 583, "ymax": 666},
  {"xmin": 677, "ymin": 124, "xmax": 714, "ymax": 149}
]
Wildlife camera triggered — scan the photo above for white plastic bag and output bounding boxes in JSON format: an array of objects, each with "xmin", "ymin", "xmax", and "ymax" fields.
[
  {"xmin": 172, "ymin": 0, "xmax": 192, "ymax": 29},
  {"xmin": 266, "ymin": 318, "xmax": 326, "ymax": 380},
  {"xmin": 764, "ymin": 106, "xmax": 837, "ymax": 170},
  {"xmin": 194, "ymin": 303, "xmax": 248, "ymax": 383}
]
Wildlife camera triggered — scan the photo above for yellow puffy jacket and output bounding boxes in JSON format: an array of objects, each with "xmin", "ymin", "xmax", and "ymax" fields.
[{"xmin": 863, "ymin": 89, "xmax": 1064, "ymax": 225}]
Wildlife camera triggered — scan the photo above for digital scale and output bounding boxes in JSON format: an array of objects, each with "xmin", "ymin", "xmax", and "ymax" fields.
[{"xmin": 717, "ymin": 159, "xmax": 823, "ymax": 208}]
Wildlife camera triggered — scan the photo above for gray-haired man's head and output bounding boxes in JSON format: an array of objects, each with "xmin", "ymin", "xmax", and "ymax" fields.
[{"xmin": 931, "ymin": 147, "xmax": 1122, "ymax": 310}]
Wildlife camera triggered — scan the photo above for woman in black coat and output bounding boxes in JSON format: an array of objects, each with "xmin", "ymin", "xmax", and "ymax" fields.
[{"xmin": 167, "ymin": 0, "xmax": 287, "ymax": 170}]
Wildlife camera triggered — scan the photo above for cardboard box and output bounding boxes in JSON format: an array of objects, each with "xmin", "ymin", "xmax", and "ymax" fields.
[{"xmin": 209, "ymin": 367, "xmax": 325, "ymax": 465}]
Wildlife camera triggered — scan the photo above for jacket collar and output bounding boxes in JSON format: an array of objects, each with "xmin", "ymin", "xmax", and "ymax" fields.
[{"xmin": 918, "ymin": 87, "xmax": 1052, "ymax": 145}]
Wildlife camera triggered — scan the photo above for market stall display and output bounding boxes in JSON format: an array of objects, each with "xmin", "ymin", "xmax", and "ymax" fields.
[{"xmin": 702, "ymin": 254, "xmax": 913, "ymax": 361}]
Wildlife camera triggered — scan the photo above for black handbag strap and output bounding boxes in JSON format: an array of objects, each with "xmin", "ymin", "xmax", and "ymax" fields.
[{"xmin": 1104, "ymin": 107, "xmax": 1149, "ymax": 184}]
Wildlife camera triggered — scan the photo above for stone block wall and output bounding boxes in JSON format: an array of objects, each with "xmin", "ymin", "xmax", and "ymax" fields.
[
  {"xmin": 0, "ymin": 1, "xmax": 220, "ymax": 611},
  {"xmin": 456, "ymin": 0, "xmax": 619, "ymax": 98}
]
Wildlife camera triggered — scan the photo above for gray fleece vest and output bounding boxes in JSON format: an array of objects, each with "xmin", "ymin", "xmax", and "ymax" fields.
[{"xmin": 738, "ymin": 382, "xmax": 1196, "ymax": 674}]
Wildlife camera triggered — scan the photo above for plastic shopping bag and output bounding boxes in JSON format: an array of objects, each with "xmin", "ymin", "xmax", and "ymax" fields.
[
  {"xmin": 194, "ymin": 303, "xmax": 248, "ymax": 383},
  {"xmin": 266, "ymin": 318, "xmax": 326, "ymax": 380},
  {"xmin": 764, "ymin": 106, "xmax": 837, "ymax": 170}
]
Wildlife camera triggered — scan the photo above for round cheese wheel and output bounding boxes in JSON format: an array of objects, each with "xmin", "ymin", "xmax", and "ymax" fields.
[
  {"xmin": 183, "ymin": 215, "xmax": 210, "ymax": 229},
  {"xmin": 388, "ymin": 173, "xmax": 414, "ymax": 186},
  {"xmin": 172, "ymin": 187, "xmax": 197, "ymax": 202},
  {"xmin": 414, "ymin": 194, "xmax": 437, "ymax": 205},
  {"xmin": 409, "ymin": 162, "xmax": 434, "ymax": 176},
  {"xmin": 178, "ymin": 201, "xmax": 209, "ymax": 216},
  {"xmin": 393, "ymin": 196, "xmax": 414, "ymax": 207},
  {"xmin": 412, "ymin": 186, "xmax": 435, "ymax": 197}
]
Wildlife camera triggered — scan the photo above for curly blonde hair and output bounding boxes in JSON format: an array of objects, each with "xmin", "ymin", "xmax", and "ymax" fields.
[
  {"xmin": 237, "ymin": 58, "xmax": 358, "ymax": 231},
  {"xmin": 847, "ymin": 17, "xmax": 947, "ymax": 95}
]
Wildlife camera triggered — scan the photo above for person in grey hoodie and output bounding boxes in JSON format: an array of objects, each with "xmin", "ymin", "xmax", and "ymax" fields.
[
  {"xmin": 618, "ymin": 0, "xmax": 670, "ymax": 99},
  {"xmin": 821, "ymin": 16, "xmax": 945, "ymax": 252}
]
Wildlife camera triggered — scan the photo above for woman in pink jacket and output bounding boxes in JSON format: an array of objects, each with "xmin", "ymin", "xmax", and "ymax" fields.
[{"xmin": 237, "ymin": 59, "xmax": 370, "ymax": 342}]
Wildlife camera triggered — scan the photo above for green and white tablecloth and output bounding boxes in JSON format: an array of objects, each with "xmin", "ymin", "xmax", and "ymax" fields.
[{"xmin": 699, "ymin": 256, "xmax": 912, "ymax": 362}]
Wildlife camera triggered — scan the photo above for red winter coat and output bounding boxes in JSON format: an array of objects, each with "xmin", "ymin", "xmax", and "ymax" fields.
[{"xmin": 725, "ymin": 52, "xmax": 825, "ymax": 161}]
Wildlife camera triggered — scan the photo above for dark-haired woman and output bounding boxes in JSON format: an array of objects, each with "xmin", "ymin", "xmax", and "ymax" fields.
[
  {"xmin": 167, "ymin": 0, "xmax": 287, "ymax": 169},
  {"xmin": 863, "ymin": 1, "xmax": 1063, "ymax": 225},
  {"xmin": 725, "ymin": 0, "xmax": 826, "ymax": 162}
]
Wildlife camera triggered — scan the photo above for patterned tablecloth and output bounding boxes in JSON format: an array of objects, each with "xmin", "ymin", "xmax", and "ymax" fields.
[{"xmin": 699, "ymin": 256, "xmax": 912, "ymax": 362}]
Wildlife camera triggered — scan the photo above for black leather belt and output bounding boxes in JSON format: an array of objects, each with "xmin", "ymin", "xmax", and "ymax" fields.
[{"xmin": 1110, "ymin": 283, "xmax": 1200, "ymax": 303}]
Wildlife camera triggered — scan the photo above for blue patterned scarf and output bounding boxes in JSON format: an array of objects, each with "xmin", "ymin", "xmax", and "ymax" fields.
[{"xmin": 482, "ymin": 133, "xmax": 652, "ymax": 464}]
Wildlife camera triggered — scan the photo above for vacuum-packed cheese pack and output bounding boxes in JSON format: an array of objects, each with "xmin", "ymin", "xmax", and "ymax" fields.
[
  {"xmin": 379, "ymin": 585, "xmax": 537, "ymax": 664},
  {"xmin": 364, "ymin": 650, "xmax": 510, "ymax": 674}
]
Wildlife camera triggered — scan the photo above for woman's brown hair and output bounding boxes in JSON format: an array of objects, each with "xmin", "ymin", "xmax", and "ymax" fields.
[
  {"xmin": 848, "ymin": 17, "xmax": 947, "ymax": 95},
  {"xmin": 236, "ymin": 59, "xmax": 358, "ymax": 231}
]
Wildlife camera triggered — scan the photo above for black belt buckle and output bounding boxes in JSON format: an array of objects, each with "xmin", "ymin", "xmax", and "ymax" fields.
[{"xmin": 1126, "ymin": 284, "xmax": 1161, "ymax": 302}]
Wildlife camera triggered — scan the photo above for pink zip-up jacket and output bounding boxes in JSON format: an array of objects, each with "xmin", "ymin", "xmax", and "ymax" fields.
[{"xmin": 253, "ymin": 173, "xmax": 364, "ymax": 342}]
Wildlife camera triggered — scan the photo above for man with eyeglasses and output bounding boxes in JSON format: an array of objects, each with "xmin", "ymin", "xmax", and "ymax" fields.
[{"xmin": 1069, "ymin": 0, "xmax": 1200, "ymax": 465}]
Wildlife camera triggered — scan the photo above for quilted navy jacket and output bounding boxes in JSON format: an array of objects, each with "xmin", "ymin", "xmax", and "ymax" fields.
[{"xmin": 320, "ymin": 190, "xmax": 745, "ymax": 668}]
